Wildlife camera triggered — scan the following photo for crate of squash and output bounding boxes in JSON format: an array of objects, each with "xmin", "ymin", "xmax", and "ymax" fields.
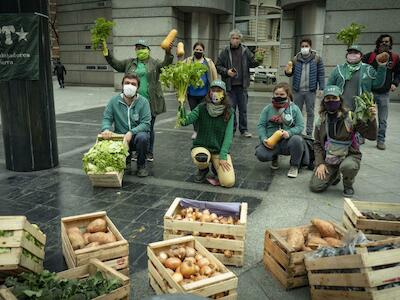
[
  {"xmin": 164, "ymin": 198, "xmax": 247, "ymax": 266},
  {"xmin": 61, "ymin": 211, "xmax": 129, "ymax": 275},
  {"xmin": 0, "ymin": 216, "xmax": 46, "ymax": 281},
  {"xmin": 148, "ymin": 236, "xmax": 238, "ymax": 299},
  {"xmin": 263, "ymin": 219, "xmax": 347, "ymax": 289}
]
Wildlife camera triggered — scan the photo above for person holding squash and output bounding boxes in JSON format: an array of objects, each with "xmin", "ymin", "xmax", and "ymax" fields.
[
  {"xmin": 183, "ymin": 42, "xmax": 218, "ymax": 140},
  {"xmin": 101, "ymin": 37, "xmax": 174, "ymax": 162},
  {"xmin": 309, "ymin": 85, "xmax": 377, "ymax": 197},
  {"xmin": 178, "ymin": 80, "xmax": 235, "ymax": 188},
  {"xmin": 255, "ymin": 82, "xmax": 305, "ymax": 178}
]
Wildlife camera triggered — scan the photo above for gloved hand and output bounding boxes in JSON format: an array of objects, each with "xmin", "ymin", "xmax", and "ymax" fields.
[{"xmin": 102, "ymin": 40, "xmax": 109, "ymax": 56}]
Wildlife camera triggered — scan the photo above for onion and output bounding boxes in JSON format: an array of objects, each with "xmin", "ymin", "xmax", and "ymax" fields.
[
  {"xmin": 180, "ymin": 208, "xmax": 187, "ymax": 216},
  {"xmin": 197, "ymin": 257, "xmax": 210, "ymax": 268},
  {"xmin": 195, "ymin": 212, "xmax": 202, "ymax": 220},
  {"xmin": 187, "ymin": 207, "xmax": 193, "ymax": 214},
  {"xmin": 175, "ymin": 247, "xmax": 186, "ymax": 259},
  {"xmin": 200, "ymin": 265, "xmax": 213, "ymax": 276},
  {"xmin": 224, "ymin": 250, "xmax": 233, "ymax": 258},
  {"xmin": 202, "ymin": 209, "xmax": 210, "ymax": 215},
  {"xmin": 220, "ymin": 218, "xmax": 228, "ymax": 224},
  {"xmin": 200, "ymin": 214, "xmax": 211, "ymax": 222},
  {"xmin": 172, "ymin": 272, "xmax": 183, "ymax": 283},
  {"xmin": 194, "ymin": 264, "xmax": 200, "ymax": 273},
  {"xmin": 213, "ymin": 219, "xmax": 220, "ymax": 224},
  {"xmin": 210, "ymin": 213, "xmax": 218, "ymax": 221},
  {"xmin": 180, "ymin": 260, "xmax": 197, "ymax": 279},
  {"xmin": 209, "ymin": 264, "xmax": 218, "ymax": 273},
  {"xmin": 210, "ymin": 248, "xmax": 218, "ymax": 253},
  {"xmin": 195, "ymin": 254, "xmax": 203, "ymax": 261},
  {"xmin": 176, "ymin": 265, "xmax": 181, "ymax": 273},
  {"xmin": 165, "ymin": 268, "xmax": 174, "ymax": 275},
  {"xmin": 158, "ymin": 251, "xmax": 168, "ymax": 264},
  {"xmin": 174, "ymin": 214, "xmax": 182, "ymax": 220},
  {"xmin": 186, "ymin": 213, "xmax": 193, "ymax": 219},
  {"xmin": 167, "ymin": 249, "xmax": 176, "ymax": 257},
  {"xmin": 164, "ymin": 257, "xmax": 181, "ymax": 270},
  {"xmin": 185, "ymin": 246, "xmax": 196, "ymax": 257},
  {"xmin": 227, "ymin": 216, "xmax": 234, "ymax": 224},
  {"xmin": 184, "ymin": 257, "xmax": 196, "ymax": 264}
]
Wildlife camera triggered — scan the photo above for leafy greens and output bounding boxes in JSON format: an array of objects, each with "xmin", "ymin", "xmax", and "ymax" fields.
[
  {"xmin": 350, "ymin": 92, "xmax": 375, "ymax": 125},
  {"xmin": 90, "ymin": 18, "xmax": 114, "ymax": 50}
]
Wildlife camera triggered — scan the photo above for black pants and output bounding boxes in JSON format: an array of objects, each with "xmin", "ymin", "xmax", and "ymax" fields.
[
  {"xmin": 148, "ymin": 115, "xmax": 156, "ymax": 154},
  {"xmin": 129, "ymin": 132, "xmax": 150, "ymax": 167},
  {"xmin": 228, "ymin": 85, "xmax": 248, "ymax": 133},
  {"xmin": 187, "ymin": 95, "xmax": 205, "ymax": 131},
  {"xmin": 57, "ymin": 74, "xmax": 64, "ymax": 88}
]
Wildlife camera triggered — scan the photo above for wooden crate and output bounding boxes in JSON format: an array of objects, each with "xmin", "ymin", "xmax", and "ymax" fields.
[
  {"xmin": 0, "ymin": 216, "xmax": 46, "ymax": 280},
  {"xmin": 343, "ymin": 198, "xmax": 400, "ymax": 236},
  {"xmin": 61, "ymin": 211, "xmax": 129, "ymax": 275},
  {"xmin": 263, "ymin": 223, "xmax": 347, "ymax": 289},
  {"xmin": 305, "ymin": 238, "xmax": 400, "ymax": 300},
  {"xmin": 0, "ymin": 258, "xmax": 130, "ymax": 300},
  {"xmin": 148, "ymin": 236, "xmax": 238, "ymax": 299},
  {"xmin": 163, "ymin": 197, "xmax": 247, "ymax": 266}
]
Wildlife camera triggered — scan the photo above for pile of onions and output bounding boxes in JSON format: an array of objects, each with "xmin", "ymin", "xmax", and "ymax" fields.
[
  {"xmin": 173, "ymin": 207, "xmax": 240, "ymax": 225},
  {"xmin": 156, "ymin": 245, "xmax": 222, "ymax": 285}
]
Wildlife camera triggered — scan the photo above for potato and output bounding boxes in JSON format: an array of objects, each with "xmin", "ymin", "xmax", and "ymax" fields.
[
  {"xmin": 67, "ymin": 227, "xmax": 81, "ymax": 235},
  {"xmin": 86, "ymin": 218, "xmax": 107, "ymax": 233},
  {"xmin": 68, "ymin": 232, "xmax": 85, "ymax": 250},
  {"xmin": 311, "ymin": 219, "xmax": 338, "ymax": 238},
  {"xmin": 324, "ymin": 237, "xmax": 344, "ymax": 248},
  {"xmin": 84, "ymin": 242, "xmax": 100, "ymax": 248},
  {"xmin": 82, "ymin": 232, "xmax": 91, "ymax": 245},
  {"xmin": 287, "ymin": 228, "xmax": 304, "ymax": 251},
  {"xmin": 106, "ymin": 232, "xmax": 116, "ymax": 242},
  {"xmin": 88, "ymin": 232, "xmax": 116, "ymax": 244}
]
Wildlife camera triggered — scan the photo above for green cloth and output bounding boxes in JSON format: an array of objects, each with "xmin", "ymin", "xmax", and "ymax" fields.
[
  {"xmin": 343, "ymin": 62, "xmax": 361, "ymax": 80},
  {"xmin": 135, "ymin": 62, "xmax": 149, "ymax": 100},
  {"xmin": 180, "ymin": 103, "xmax": 234, "ymax": 160},
  {"xmin": 101, "ymin": 94, "xmax": 151, "ymax": 135},
  {"xmin": 257, "ymin": 102, "xmax": 305, "ymax": 143},
  {"xmin": 206, "ymin": 103, "xmax": 225, "ymax": 117}
]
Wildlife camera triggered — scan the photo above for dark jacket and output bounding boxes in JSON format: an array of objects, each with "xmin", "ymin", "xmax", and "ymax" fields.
[
  {"xmin": 362, "ymin": 50, "xmax": 400, "ymax": 93},
  {"xmin": 216, "ymin": 44, "xmax": 260, "ymax": 91},
  {"xmin": 53, "ymin": 63, "xmax": 66, "ymax": 76},
  {"xmin": 285, "ymin": 50, "xmax": 325, "ymax": 92},
  {"xmin": 105, "ymin": 52, "xmax": 173, "ymax": 116},
  {"xmin": 313, "ymin": 112, "xmax": 377, "ymax": 167}
]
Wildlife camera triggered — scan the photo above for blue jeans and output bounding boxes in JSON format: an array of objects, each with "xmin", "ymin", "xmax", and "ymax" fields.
[
  {"xmin": 228, "ymin": 85, "xmax": 248, "ymax": 133},
  {"xmin": 129, "ymin": 132, "xmax": 150, "ymax": 166},
  {"xmin": 148, "ymin": 116, "xmax": 156, "ymax": 154},
  {"xmin": 374, "ymin": 92, "xmax": 389, "ymax": 143}
]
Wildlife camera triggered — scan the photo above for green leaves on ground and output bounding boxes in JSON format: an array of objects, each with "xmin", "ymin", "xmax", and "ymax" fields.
[
  {"xmin": 336, "ymin": 23, "xmax": 366, "ymax": 47},
  {"xmin": 90, "ymin": 18, "xmax": 114, "ymax": 50},
  {"xmin": 82, "ymin": 140, "xmax": 128, "ymax": 174},
  {"xmin": 350, "ymin": 92, "xmax": 375, "ymax": 125},
  {"xmin": 5, "ymin": 270, "xmax": 122, "ymax": 299}
]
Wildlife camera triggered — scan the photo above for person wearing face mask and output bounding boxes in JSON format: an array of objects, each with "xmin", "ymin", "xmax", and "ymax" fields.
[
  {"xmin": 102, "ymin": 39, "xmax": 173, "ymax": 162},
  {"xmin": 363, "ymin": 34, "xmax": 400, "ymax": 150},
  {"xmin": 255, "ymin": 83, "xmax": 306, "ymax": 178},
  {"xmin": 183, "ymin": 42, "xmax": 218, "ymax": 140},
  {"xmin": 178, "ymin": 80, "xmax": 235, "ymax": 188},
  {"xmin": 285, "ymin": 38, "xmax": 325, "ymax": 136},
  {"xmin": 101, "ymin": 74, "xmax": 151, "ymax": 177},
  {"xmin": 310, "ymin": 85, "xmax": 377, "ymax": 197}
]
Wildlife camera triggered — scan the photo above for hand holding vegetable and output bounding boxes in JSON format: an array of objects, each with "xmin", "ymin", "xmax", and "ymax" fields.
[
  {"xmin": 368, "ymin": 105, "xmax": 377, "ymax": 121},
  {"xmin": 315, "ymin": 164, "xmax": 329, "ymax": 180},
  {"xmin": 376, "ymin": 52, "xmax": 389, "ymax": 64},
  {"xmin": 255, "ymin": 48, "xmax": 266, "ymax": 62},
  {"xmin": 352, "ymin": 92, "xmax": 376, "ymax": 125},
  {"xmin": 390, "ymin": 84, "xmax": 397, "ymax": 92},
  {"xmin": 227, "ymin": 68, "xmax": 236, "ymax": 77},
  {"xmin": 282, "ymin": 130, "xmax": 290, "ymax": 139},
  {"xmin": 102, "ymin": 40, "xmax": 108, "ymax": 56},
  {"xmin": 219, "ymin": 159, "xmax": 231, "ymax": 172},
  {"xmin": 165, "ymin": 41, "xmax": 173, "ymax": 54},
  {"xmin": 101, "ymin": 130, "xmax": 113, "ymax": 139},
  {"xmin": 285, "ymin": 61, "xmax": 293, "ymax": 74}
]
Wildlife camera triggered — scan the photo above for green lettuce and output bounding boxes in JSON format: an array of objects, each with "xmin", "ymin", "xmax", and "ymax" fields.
[{"xmin": 90, "ymin": 17, "xmax": 114, "ymax": 50}]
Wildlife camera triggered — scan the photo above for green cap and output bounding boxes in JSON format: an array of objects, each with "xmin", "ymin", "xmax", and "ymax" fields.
[
  {"xmin": 135, "ymin": 39, "xmax": 150, "ymax": 48},
  {"xmin": 323, "ymin": 85, "xmax": 341, "ymax": 97},
  {"xmin": 210, "ymin": 80, "xmax": 226, "ymax": 92},
  {"xmin": 347, "ymin": 45, "xmax": 362, "ymax": 53}
]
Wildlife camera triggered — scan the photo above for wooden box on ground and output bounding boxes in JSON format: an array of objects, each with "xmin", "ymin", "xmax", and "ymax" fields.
[
  {"xmin": 61, "ymin": 211, "xmax": 129, "ymax": 276},
  {"xmin": 263, "ymin": 223, "xmax": 346, "ymax": 289},
  {"xmin": 0, "ymin": 216, "xmax": 46, "ymax": 280},
  {"xmin": 305, "ymin": 238, "xmax": 400, "ymax": 300},
  {"xmin": 343, "ymin": 198, "xmax": 400, "ymax": 236},
  {"xmin": 0, "ymin": 258, "xmax": 130, "ymax": 300},
  {"xmin": 163, "ymin": 197, "xmax": 247, "ymax": 266},
  {"xmin": 148, "ymin": 236, "xmax": 238, "ymax": 299}
]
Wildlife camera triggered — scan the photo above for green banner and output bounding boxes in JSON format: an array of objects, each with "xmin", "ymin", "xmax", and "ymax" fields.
[{"xmin": 0, "ymin": 14, "xmax": 39, "ymax": 81}]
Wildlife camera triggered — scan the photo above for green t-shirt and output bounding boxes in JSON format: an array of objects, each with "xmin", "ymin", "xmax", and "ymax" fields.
[{"xmin": 135, "ymin": 62, "xmax": 149, "ymax": 100}]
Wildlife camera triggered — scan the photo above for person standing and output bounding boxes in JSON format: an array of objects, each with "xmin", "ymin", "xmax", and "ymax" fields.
[
  {"xmin": 363, "ymin": 34, "xmax": 400, "ymax": 150},
  {"xmin": 285, "ymin": 38, "xmax": 325, "ymax": 136},
  {"xmin": 184, "ymin": 42, "xmax": 218, "ymax": 140},
  {"xmin": 216, "ymin": 29, "xmax": 263, "ymax": 138},
  {"xmin": 53, "ymin": 59, "xmax": 66, "ymax": 88},
  {"xmin": 102, "ymin": 39, "xmax": 173, "ymax": 161}
]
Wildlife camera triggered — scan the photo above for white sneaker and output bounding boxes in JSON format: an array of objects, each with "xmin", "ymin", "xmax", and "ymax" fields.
[
  {"xmin": 191, "ymin": 132, "xmax": 197, "ymax": 140},
  {"xmin": 287, "ymin": 166, "xmax": 298, "ymax": 178}
]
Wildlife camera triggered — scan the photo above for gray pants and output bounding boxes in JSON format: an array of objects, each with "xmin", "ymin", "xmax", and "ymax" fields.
[
  {"xmin": 228, "ymin": 85, "xmax": 248, "ymax": 133},
  {"xmin": 374, "ymin": 92, "xmax": 389, "ymax": 143},
  {"xmin": 309, "ymin": 156, "xmax": 360, "ymax": 192},
  {"xmin": 293, "ymin": 91, "xmax": 316, "ymax": 135},
  {"xmin": 255, "ymin": 135, "xmax": 304, "ymax": 167}
]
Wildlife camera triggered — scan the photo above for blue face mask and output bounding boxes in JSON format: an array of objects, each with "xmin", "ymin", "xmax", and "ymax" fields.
[{"xmin": 325, "ymin": 101, "xmax": 341, "ymax": 113}]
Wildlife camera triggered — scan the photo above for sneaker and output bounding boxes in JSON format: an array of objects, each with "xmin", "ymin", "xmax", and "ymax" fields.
[
  {"xmin": 287, "ymin": 166, "xmax": 299, "ymax": 178},
  {"xmin": 146, "ymin": 153, "xmax": 154, "ymax": 162},
  {"xmin": 343, "ymin": 186, "xmax": 354, "ymax": 198},
  {"xmin": 377, "ymin": 142, "xmax": 386, "ymax": 150},
  {"xmin": 194, "ymin": 168, "xmax": 208, "ymax": 183},
  {"xmin": 241, "ymin": 131, "xmax": 252, "ymax": 138},
  {"xmin": 136, "ymin": 166, "xmax": 148, "ymax": 177},
  {"xmin": 270, "ymin": 158, "xmax": 279, "ymax": 170},
  {"xmin": 191, "ymin": 132, "xmax": 197, "ymax": 140},
  {"xmin": 131, "ymin": 152, "xmax": 138, "ymax": 161}
]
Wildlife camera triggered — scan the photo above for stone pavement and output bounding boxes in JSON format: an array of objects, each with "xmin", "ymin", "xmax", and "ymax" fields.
[{"xmin": 0, "ymin": 81, "xmax": 399, "ymax": 299}]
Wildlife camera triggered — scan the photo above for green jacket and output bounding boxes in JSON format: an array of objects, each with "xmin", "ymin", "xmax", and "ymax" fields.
[
  {"xmin": 101, "ymin": 94, "xmax": 151, "ymax": 135},
  {"xmin": 181, "ymin": 103, "xmax": 234, "ymax": 160},
  {"xmin": 105, "ymin": 52, "xmax": 174, "ymax": 116},
  {"xmin": 257, "ymin": 102, "xmax": 305, "ymax": 143},
  {"xmin": 327, "ymin": 63, "xmax": 386, "ymax": 95}
]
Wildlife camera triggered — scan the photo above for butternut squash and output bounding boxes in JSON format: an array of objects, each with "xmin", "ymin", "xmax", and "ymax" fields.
[
  {"xmin": 161, "ymin": 29, "xmax": 177, "ymax": 50},
  {"xmin": 176, "ymin": 42, "xmax": 185, "ymax": 57},
  {"xmin": 264, "ymin": 130, "xmax": 283, "ymax": 149}
]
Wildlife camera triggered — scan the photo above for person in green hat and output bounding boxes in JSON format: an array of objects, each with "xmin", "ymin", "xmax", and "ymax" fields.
[
  {"xmin": 178, "ymin": 80, "xmax": 235, "ymax": 188},
  {"xmin": 310, "ymin": 85, "xmax": 377, "ymax": 197},
  {"xmin": 101, "ymin": 38, "xmax": 173, "ymax": 162}
]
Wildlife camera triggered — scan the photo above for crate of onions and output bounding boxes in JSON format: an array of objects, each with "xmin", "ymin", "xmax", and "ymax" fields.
[
  {"xmin": 147, "ymin": 236, "xmax": 238, "ymax": 299},
  {"xmin": 163, "ymin": 198, "xmax": 248, "ymax": 266}
]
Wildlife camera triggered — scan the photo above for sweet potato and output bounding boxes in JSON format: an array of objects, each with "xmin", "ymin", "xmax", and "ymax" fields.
[
  {"xmin": 311, "ymin": 219, "xmax": 338, "ymax": 238},
  {"xmin": 67, "ymin": 227, "xmax": 81, "ymax": 235},
  {"xmin": 86, "ymin": 218, "xmax": 107, "ymax": 233},
  {"xmin": 324, "ymin": 237, "xmax": 344, "ymax": 248},
  {"xmin": 82, "ymin": 232, "xmax": 91, "ymax": 245},
  {"xmin": 306, "ymin": 236, "xmax": 329, "ymax": 249},
  {"xmin": 301, "ymin": 245, "xmax": 313, "ymax": 251},
  {"xmin": 287, "ymin": 228, "xmax": 304, "ymax": 251},
  {"xmin": 88, "ymin": 232, "xmax": 116, "ymax": 244},
  {"xmin": 106, "ymin": 231, "xmax": 117, "ymax": 242},
  {"xmin": 84, "ymin": 242, "xmax": 100, "ymax": 248},
  {"xmin": 68, "ymin": 232, "xmax": 85, "ymax": 250}
]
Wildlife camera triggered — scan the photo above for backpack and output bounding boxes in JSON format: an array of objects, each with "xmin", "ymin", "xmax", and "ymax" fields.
[
  {"xmin": 302, "ymin": 135, "xmax": 315, "ymax": 170},
  {"xmin": 368, "ymin": 51, "xmax": 399, "ymax": 69}
]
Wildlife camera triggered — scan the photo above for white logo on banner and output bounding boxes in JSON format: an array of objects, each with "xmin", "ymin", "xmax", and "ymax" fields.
[
  {"xmin": 16, "ymin": 27, "xmax": 28, "ymax": 42},
  {"xmin": 0, "ymin": 25, "xmax": 29, "ymax": 46}
]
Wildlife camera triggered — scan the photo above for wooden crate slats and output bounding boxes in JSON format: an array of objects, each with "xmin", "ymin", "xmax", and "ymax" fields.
[
  {"xmin": 211, "ymin": 253, "xmax": 243, "ymax": 267},
  {"xmin": 183, "ymin": 272, "xmax": 235, "ymax": 292},
  {"xmin": 188, "ymin": 277, "xmax": 238, "ymax": 297},
  {"xmin": 264, "ymin": 251, "xmax": 292, "ymax": 288},
  {"xmin": 308, "ymin": 272, "xmax": 369, "ymax": 287},
  {"xmin": 102, "ymin": 256, "xmax": 129, "ymax": 271},
  {"xmin": 310, "ymin": 287, "xmax": 374, "ymax": 300},
  {"xmin": 164, "ymin": 219, "xmax": 246, "ymax": 236},
  {"xmin": 88, "ymin": 171, "xmax": 124, "ymax": 188},
  {"xmin": 0, "ymin": 287, "xmax": 17, "ymax": 300},
  {"xmin": 0, "ymin": 249, "xmax": 21, "ymax": 268},
  {"xmin": 357, "ymin": 219, "xmax": 400, "ymax": 232},
  {"xmin": 264, "ymin": 231, "xmax": 290, "ymax": 269},
  {"xmin": 305, "ymin": 253, "xmax": 364, "ymax": 270},
  {"xmin": 62, "ymin": 211, "xmax": 107, "ymax": 223},
  {"xmin": 239, "ymin": 202, "xmax": 248, "ymax": 225},
  {"xmin": 351, "ymin": 200, "xmax": 400, "ymax": 214}
]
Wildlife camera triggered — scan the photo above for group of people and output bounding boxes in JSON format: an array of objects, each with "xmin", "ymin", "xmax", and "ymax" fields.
[{"xmin": 99, "ymin": 29, "xmax": 399, "ymax": 197}]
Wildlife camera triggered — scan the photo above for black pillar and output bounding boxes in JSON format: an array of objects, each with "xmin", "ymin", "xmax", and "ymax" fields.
[{"xmin": 0, "ymin": 0, "xmax": 58, "ymax": 171}]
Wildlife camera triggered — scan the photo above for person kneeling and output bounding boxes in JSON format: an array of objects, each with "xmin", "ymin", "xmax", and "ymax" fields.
[
  {"xmin": 309, "ymin": 85, "xmax": 377, "ymax": 197},
  {"xmin": 101, "ymin": 74, "xmax": 151, "ymax": 177},
  {"xmin": 256, "ymin": 82, "xmax": 305, "ymax": 178},
  {"xmin": 179, "ymin": 80, "xmax": 235, "ymax": 188}
]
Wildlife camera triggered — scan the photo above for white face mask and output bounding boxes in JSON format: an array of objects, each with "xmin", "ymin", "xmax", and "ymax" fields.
[
  {"xmin": 300, "ymin": 47, "xmax": 310, "ymax": 56},
  {"xmin": 123, "ymin": 84, "xmax": 137, "ymax": 98}
]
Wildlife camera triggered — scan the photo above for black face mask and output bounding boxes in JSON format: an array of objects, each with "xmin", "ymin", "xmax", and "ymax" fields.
[
  {"xmin": 194, "ymin": 52, "xmax": 203, "ymax": 59},
  {"xmin": 272, "ymin": 96, "xmax": 287, "ymax": 103}
]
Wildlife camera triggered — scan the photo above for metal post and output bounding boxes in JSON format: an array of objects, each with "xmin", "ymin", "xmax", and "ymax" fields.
[
  {"xmin": 255, "ymin": 0, "xmax": 259, "ymax": 45},
  {"xmin": 232, "ymin": 0, "xmax": 236, "ymax": 29}
]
